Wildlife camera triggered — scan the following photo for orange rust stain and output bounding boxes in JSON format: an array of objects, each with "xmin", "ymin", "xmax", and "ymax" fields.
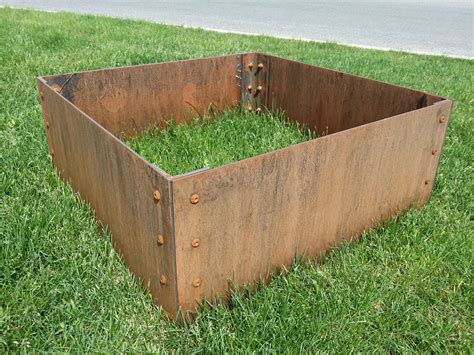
[{"xmin": 99, "ymin": 85, "xmax": 128, "ymax": 113}]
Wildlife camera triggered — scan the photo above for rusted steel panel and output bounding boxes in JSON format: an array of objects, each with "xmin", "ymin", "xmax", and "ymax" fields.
[
  {"xmin": 44, "ymin": 55, "xmax": 241, "ymax": 138},
  {"xmin": 267, "ymin": 54, "xmax": 445, "ymax": 135},
  {"xmin": 38, "ymin": 79, "xmax": 178, "ymax": 314},
  {"xmin": 171, "ymin": 100, "xmax": 452, "ymax": 312}
]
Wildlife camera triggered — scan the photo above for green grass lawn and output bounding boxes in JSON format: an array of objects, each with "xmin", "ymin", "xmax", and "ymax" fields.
[
  {"xmin": 1, "ymin": 7, "xmax": 472, "ymax": 352},
  {"xmin": 126, "ymin": 109, "xmax": 314, "ymax": 175}
]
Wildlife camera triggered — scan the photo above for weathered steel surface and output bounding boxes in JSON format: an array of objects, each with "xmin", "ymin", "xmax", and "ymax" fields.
[
  {"xmin": 171, "ymin": 100, "xmax": 451, "ymax": 312},
  {"xmin": 267, "ymin": 54, "xmax": 444, "ymax": 135},
  {"xmin": 44, "ymin": 55, "xmax": 241, "ymax": 138},
  {"xmin": 38, "ymin": 53, "xmax": 452, "ymax": 316},
  {"xmin": 38, "ymin": 79, "xmax": 178, "ymax": 314}
]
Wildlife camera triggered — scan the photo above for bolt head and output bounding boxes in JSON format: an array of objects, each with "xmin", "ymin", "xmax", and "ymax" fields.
[
  {"xmin": 424, "ymin": 180, "xmax": 429, "ymax": 185},
  {"xmin": 160, "ymin": 275, "xmax": 167, "ymax": 285},
  {"xmin": 192, "ymin": 278, "xmax": 202, "ymax": 287},
  {"xmin": 438, "ymin": 115, "xmax": 445, "ymax": 124},
  {"xmin": 40, "ymin": 92, "xmax": 44, "ymax": 100},
  {"xmin": 45, "ymin": 122, "xmax": 50, "ymax": 129},
  {"xmin": 50, "ymin": 150, "xmax": 55, "ymax": 157},
  {"xmin": 153, "ymin": 190, "xmax": 161, "ymax": 202},
  {"xmin": 257, "ymin": 63, "xmax": 264, "ymax": 70},
  {"xmin": 191, "ymin": 238, "xmax": 200, "ymax": 247},
  {"xmin": 256, "ymin": 107, "xmax": 262, "ymax": 114},
  {"xmin": 248, "ymin": 62, "xmax": 254, "ymax": 70},
  {"xmin": 190, "ymin": 194, "xmax": 199, "ymax": 204},
  {"xmin": 157, "ymin": 234, "xmax": 164, "ymax": 246},
  {"xmin": 256, "ymin": 85, "xmax": 263, "ymax": 92},
  {"xmin": 247, "ymin": 84, "xmax": 253, "ymax": 92},
  {"xmin": 431, "ymin": 149, "xmax": 437, "ymax": 155}
]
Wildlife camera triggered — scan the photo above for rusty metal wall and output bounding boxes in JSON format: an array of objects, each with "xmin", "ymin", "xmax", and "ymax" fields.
[
  {"xmin": 267, "ymin": 54, "xmax": 445, "ymax": 135},
  {"xmin": 38, "ymin": 53, "xmax": 452, "ymax": 316},
  {"xmin": 38, "ymin": 79, "xmax": 179, "ymax": 315},
  {"xmin": 171, "ymin": 99, "xmax": 452, "ymax": 312},
  {"xmin": 44, "ymin": 55, "xmax": 242, "ymax": 138}
]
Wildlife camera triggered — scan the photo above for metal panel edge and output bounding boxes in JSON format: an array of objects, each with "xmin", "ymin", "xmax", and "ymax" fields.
[
  {"xmin": 37, "ymin": 78, "xmax": 179, "ymax": 314},
  {"xmin": 265, "ymin": 53, "xmax": 446, "ymax": 102}
]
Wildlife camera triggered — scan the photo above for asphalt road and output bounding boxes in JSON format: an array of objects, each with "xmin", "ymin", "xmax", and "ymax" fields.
[{"xmin": 1, "ymin": 0, "xmax": 473, "ymax": 58}]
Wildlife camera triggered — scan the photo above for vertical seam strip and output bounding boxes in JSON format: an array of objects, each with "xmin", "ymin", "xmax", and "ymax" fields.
[
  {"xmin": 168, "ymin": 178, "xmax": 180, "ymax": 314},
  {"xmin": 265, "ymin": 54, "xmax": 271, "ymax": 109},
  {"xmin": 240, "ymin": 54, "xmax": 244, "ymax": 104}
]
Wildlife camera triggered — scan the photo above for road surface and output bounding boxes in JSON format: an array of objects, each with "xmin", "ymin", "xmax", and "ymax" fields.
[{"xmin": 1, "ymin": 0, "xmax": 473, "ymax": 58}]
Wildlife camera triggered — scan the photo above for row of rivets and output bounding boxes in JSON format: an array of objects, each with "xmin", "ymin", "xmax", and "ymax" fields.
[
  {"xmin": 153, "ymin": 190, "xmax": 166, "ymax": 286},
  {"xmin": 45, "ymin": 110, "xmax": 53, "ymax": 157},
  {"xmin": 245, "ymin": 62, "xmax": 264, "ymax": 113},
  {"xmin": 41, "ymin": 91, "xmax": 54, "ymax": 157},
  {"xmin": 190, "ymin": 193, "xmax": 201, "ymax": 287},
  {"xmin": 246, "ymin": 106, "xmax": 263, "ymax": 113},
  {"xmin": 424, "ymin": 114, "xmax": 446, "ymax": 187},
  {"xmin": 154, "ymin": 190, "xmax": 202, "ymax": 288},
  {"xmin": 247, "ymin": 62, "xmax": 264, "ymax": 71},
  {"xmin": 246, "ymin": 85, "xmax": 263, "ymax": 95}
]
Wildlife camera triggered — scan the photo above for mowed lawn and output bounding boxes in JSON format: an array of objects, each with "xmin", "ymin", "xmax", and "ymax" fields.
[{"xmin": 1, "ymin": 7, "xmax": 472, "ymax": 352}]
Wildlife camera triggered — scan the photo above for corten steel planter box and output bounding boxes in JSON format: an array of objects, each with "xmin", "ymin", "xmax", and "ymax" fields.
[{"xmin": 37, "ymin": 53, "xmax": 452, "ymax": 316}]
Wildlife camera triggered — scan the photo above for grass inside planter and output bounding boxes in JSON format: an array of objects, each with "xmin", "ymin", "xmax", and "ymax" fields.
[{"xmin": 125, "ymin": 108, "xmax": 315, "ymax": 175}]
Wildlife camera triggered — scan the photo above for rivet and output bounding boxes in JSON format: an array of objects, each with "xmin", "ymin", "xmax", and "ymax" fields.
[
  {"xmin": 256, "ymin": 107, "xmax": 262, "ymax": 114},
  {"xmin": 257, "ymin": 63, "xmax": 264, "ymax": 70},
  {"xmin": 45, "ymin": 122, "xmax": 50, "ymax": 129},
  {"xmin": 431, "ymin": 149, "xmax": 437, "ymax": 155},
  {"xmin": 160, "ymin": 275, "xmax": 167, "ymax": 286},
  {"xmin": 153, "ymin": 190, "xmax": 161, "ymax": 202},
  {"xmin": 156, "ymin": 234, "xmax": 164, "ymax": 246},
  {"xmin": 191, "ymin": 238, "xmax": 200, "ymax": 247},
  {"xmin": 248, "ymin": 62, "xmax": 253, "ymax": 70},
  {"xmin": 190, "ymin": 193, "xmax": 199, "ymax": 204},
  {"xmin": 247, "ymin": 84, "xmax": 253, "ymax": 93},
  {"xmin": 438, "ymin": 115, "xmax": 445, "ymax": 124},
  {"xmin": 192, "ymin": 278, "xmax": 202, "ymax": 288},
  {"xmin": 424, "ymin": 180, "xmax": 429, "ymax": 185}
]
